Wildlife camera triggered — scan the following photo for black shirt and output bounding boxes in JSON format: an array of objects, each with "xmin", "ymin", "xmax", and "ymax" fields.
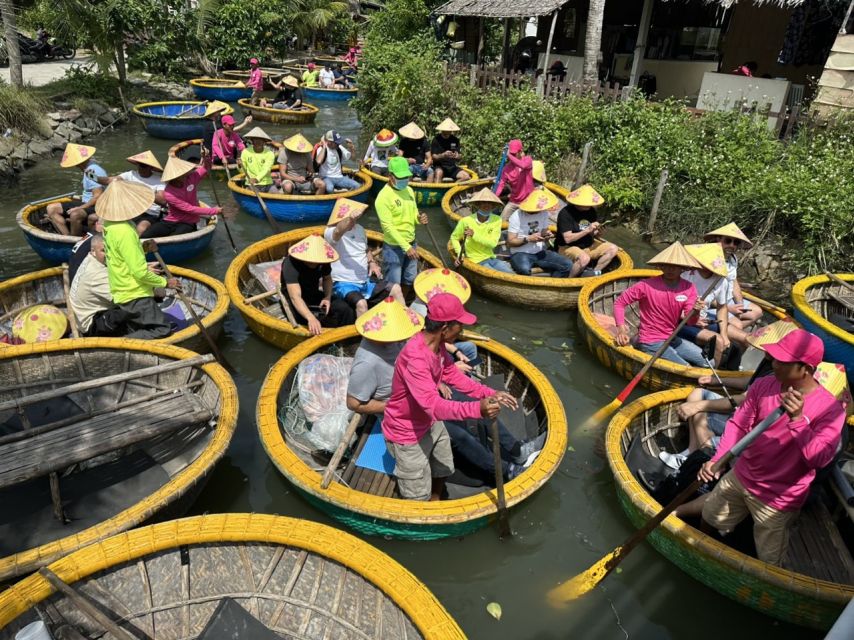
[
  {"xmin": 280, "ymin": 256, "xmax": 330, "ymax": 307},
  {"xmin": 68, "ymin": 233, "xmax": 93, "ymax": 282},
  {"xmin": 400, "ymin": 138, "xmax": 429, "ymax": 165},
  {"xmin": 430, "ymin": 134, "xmax": 460, "ymax": 169},
  {"xmin": 555, "ymin": 205, "xmax": 597, "ymax": 250},
  {"xmin": 273, "ymin": 86, "xmax": 302, "ymax": 105}
]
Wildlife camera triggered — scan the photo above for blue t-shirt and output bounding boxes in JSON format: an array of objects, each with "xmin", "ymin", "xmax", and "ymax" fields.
[{"xmin": 81, "ymin": 163, "xmax": 107, "ymax": 203}]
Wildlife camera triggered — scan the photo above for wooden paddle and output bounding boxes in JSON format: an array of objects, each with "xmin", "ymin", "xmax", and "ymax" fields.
[
  {"xmin": 61, "ymin": 263, "xmax": 81, "ymax": 338},
  {"xmin": 826, "ymin": 272, "xmax": 854, "ymax": 296},
  {"xmin": 423, "ymin": 218, "xmax": 448, "ymax": 268},
  {"xmin": 249, "ymin": 181, "xmax": 282, "ymax": 233},
  {"xmin": 489, "ymin": 416, "xmax": 511, "ymax": 538},
  {"xmin": 492, "ymin": 148, "xmax": 508, "ymax": 194},
  {"xmin": 320, "ymin": 413, "xmax": 362, "ymax": 489},
  {"xmin": 207, "ymin": 123, "xmax": 238, "ymax": 253},
  {"xmin": 547, "ymin": 405, "xmax": 786, "ymax": 605},
  {"xmin": 176, "ymin": 101, "xmax": 207, "ymax": 118}
]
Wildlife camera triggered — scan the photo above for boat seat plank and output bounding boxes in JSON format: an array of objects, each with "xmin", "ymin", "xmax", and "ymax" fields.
[{"xmin": 786, "ymin": 497, "xmax": 854, "ymax": 585}]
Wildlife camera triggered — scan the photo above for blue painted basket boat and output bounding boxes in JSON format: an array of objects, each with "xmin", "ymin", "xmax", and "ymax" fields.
[
  {"xmin": 17, "ymin": 194, "xmax": 218, "ymax": 265},
  {"xmin": 189, "ymin": 77, "xmax": 252, "ymax": 102},
  {"xmin": 168, "ymin": 138, "xmax": 283, "ymax": 180},
  {"xmin": 131, "ymin": 101, "xmax": 234, "ymax": 140},
  {"xmin": 302, "ymin": 86, "xmax": 358, "ymax": 102},
  {"xmin": 227, "ymin": 168, "xmax": 372, "ymax": 223}
]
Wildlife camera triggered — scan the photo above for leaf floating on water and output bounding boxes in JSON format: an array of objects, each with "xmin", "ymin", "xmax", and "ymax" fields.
[
  {"xmin": 567, "ymin": 445, "xmax": 575, "ymax": 452},
  {"xmin": 560, "ymin": 342, "xmax": 569, "ymax": 348},
  {"xmin": 486, "ymin": 602, "xmax": 502, "ymax": 621},
  {"xmin": 615, "ymin": 567, "xmax": 623, "ymax": 574},
  {"xmin": 531, "ymin": 339, "xmax": 544, "ymax": 346}
]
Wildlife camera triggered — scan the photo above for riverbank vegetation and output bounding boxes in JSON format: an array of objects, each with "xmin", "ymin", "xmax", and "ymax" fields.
[{"xmin": 0, "ymin": 83, "xmax": 49, "ymax": 136}]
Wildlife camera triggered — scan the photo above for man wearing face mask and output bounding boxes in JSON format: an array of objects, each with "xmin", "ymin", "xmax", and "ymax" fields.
[
  {"xmin": 375, "ymin": 156, "xmax": 428, "ymax": 297},
  {"xmin": 449, "ymin": 187, "xmax": 513, "ymax": 273}
]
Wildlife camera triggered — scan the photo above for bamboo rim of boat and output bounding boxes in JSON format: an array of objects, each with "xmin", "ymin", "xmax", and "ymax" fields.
[
  {"xmin": 303, "ymin": 85, "xmax": 358, "ymax": 94},
  {"xmin": 360, "ymin": 164, "xmax": 479, "ymax": 190},
  {"xmin": 792, "ymin": 273, "xmax": 854, "ymax": 347},
  {"xmin": 167, "ymin": 138, "xmax": 283, "ymax": 172},
  {"xmin": 189, "ymin": 77, "xmax": 247, "ymax": 89},
  {"xmin": 578, "ymin": 268, "xmax": 788, "ymax": 380},
  {"xmin": 0, "ymin": 266, "xmax": 230, "ymax": 346},
  {"xmin": 0, "ymin": 513, "xmax": 466, "ymax": 639},
  {"xmin": 236, "ymin": 98, "xmax": 320, "ymax": 117},
  {"xmin": 256, "ymin": 325, "xmax": 567, "ymax": 525},
  {"xmin": 606, "ymin": 386, "xmax": 854, "ymax": 603},
  {"xmin": 0, "ymin": 338, "xmax": 238, "ymax": 581},
  {"xmin": 131, "ymin": 100, "xmax": 234, "ymax": 120},
  {"xmin": 227, "ymin": 168, "xmax": 372, "ymax": 202}
]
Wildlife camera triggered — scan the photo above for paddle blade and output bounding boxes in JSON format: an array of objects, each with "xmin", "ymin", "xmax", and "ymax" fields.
[
  {"xmin": 579, "ymin": 397, "xmax": 624, "ymax": 432},
  {"xmin": 547, "ymin": 548, "xmax": 620, "ymax": 606}
]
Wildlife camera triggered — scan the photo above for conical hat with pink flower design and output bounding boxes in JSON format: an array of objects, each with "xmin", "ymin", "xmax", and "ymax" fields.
[
  {"xmin": 684, "ymin": 243, "xmax": 728, "ymax": 277},
  {"xmin": 814, "ymin": 362, "xmax": 851, "ymax": 409},
  {"xmin": 413, "ymin": 267, "xmax": 471, "ymax": 304},
  {"xmin": 519, "ymin": 188, "xmax": 559, "ymax": 213},
  {"xmin": 356, "ymin": 297, "xmax": 424, "ymax": 342},
  {"xmin": 746, "ymin": 319, "xmax": 799, "ymax": 350},
  {"xmin": 60, "ymin": 143, "xmax": 96, "ymax": 168},
  {"xmin": 12, "ymin": 304, "xmax": 67, "ymax": 343},
  {"xmin": 326, "ymin": 197, "xmax": 369, "ymax": 226},
  {"xmin": 567, "ymin": 184, "xmax": 605, "ymax": 208},
  {"xmin": 288, "ymin": 234, "xmax": 339, "ymax": 263}
]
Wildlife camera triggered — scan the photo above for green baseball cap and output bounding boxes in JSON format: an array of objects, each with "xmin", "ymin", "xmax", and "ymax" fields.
[{"xmin": 388, "ymin": 156, "xmax": 413, "ymax": 179}]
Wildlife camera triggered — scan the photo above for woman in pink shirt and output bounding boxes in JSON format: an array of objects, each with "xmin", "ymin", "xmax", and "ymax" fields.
[
  {"xmin": 699, "ymin": 329, "xmax": 846, "ymax": 566},
  {"xmin": 613, "ymin": 241, "xmax": 706, "ymax": 366},
  {"xmin": 495, "ymin": 139, "xmax": 534, "ymax": 221},
  {"xmin": 247, "ymin": 57, "xmax": 264, "ymax": 104},
  {"xmin": 211, "ymin": 115, "xmax": 245, "ymax": 166}
]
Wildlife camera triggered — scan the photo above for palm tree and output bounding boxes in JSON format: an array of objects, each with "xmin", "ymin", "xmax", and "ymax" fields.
[
  {"xmin": 289, "ymin": 0, "xmax": 348, "ymax": 50},
  {"xmin": 1, "ymin": 0, "xmax": 23, "ymax": 87},
  {"xmin": 583, "ymin": 0, "xmax": 605, "ymax": 83}
]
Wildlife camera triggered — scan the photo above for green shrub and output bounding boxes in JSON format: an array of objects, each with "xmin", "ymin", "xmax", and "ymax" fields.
[
  {"xmin": 0, "ymin": 86, "xmax": 49, "ymax": 136},
  {"xmin": 37, "ymin": 65, "xmax": 122, "ymax": 105}
]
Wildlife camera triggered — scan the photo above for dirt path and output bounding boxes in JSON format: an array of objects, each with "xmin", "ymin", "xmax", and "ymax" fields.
[{"xmin": 2, "ymin": 55, "xmax": 95, "ymax": 88}]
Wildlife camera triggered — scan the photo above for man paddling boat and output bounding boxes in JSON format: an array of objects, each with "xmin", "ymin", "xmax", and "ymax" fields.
[
  {"xmin": 495, "ymin": 138, "xmax": 534, "ymax": 221},
  {"xmin": 142, "ymin": 155, "xmax": 221, "ymax": 238},
  {"xmin": 211, "ymin": 115, "xmax": 245, "ymax": 166}
]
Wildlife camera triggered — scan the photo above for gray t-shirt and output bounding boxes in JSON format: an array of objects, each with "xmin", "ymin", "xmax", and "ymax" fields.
[{"xmin": 346, "ymin": 339, "xmax": 404, "ymax": 402}]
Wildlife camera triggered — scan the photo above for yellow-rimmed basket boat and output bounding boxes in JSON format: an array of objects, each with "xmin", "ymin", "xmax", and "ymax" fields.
[
  {"xmin": 0, "ymin": 339, "xmax": 238, "ymax": 582},
  {"xmin": 225, "ymin": 226, "xmax": 441, "ymax": 351},
  {"xmin": 577, "ymin": 269, "xmax": 789, "ymax": 391},
  {"xmin": 189, "ymin": 77, "xmax": 252, "ymax": 101},
  {"xmin": 792, "ymin": 273, "xmax": 854, "ymax": 386},
  {"xmin": 0, "ymin": 513, "xmax": 464, "ymax": 639},
  {"xmin": 606, "ymin": 387, "xmax": 854, "ymax": 630},
  {"xmin": 257, "ymin": 326, "xmax": 567, "ymax": 540},
  {"xmin": 131, "ymin": 100, "xmax": 234, "ymax": 140},
  {"xmin": 237, "ymin": 98, "xmax": 320, "ymax": 124},
  {"xmin": 168, "ymin": 138, "xmax": 283, "ymax": 178},
  {"xmin": 0, "ymin": 266, "xmax": 229, "ymax": 354},
  {"xmin": 362, "ymin": 164, "xmax": 479, "ymax": 207}
]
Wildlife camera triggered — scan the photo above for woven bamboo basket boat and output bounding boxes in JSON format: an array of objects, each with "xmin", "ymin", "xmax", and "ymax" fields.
[
  {"xmin": 131, "ymin": 101, "xmax": 235, "ymax": 140},
  {"xmin": 362, "ymin": 164, "xmax": 478, "ymax": 206},
  {"xmin": 0, "ymin": 339, "xmax": 238, "ymax": 582},
  {"xmin": 0, "ymin": 266, "xmax": 229, "ymax": 354},
  {"xmin": 237, "ymin": 98, "xmax": 320, "ymax": 124},
  {"xmin": 606, "ymin": 388, "xmax": 854, "ymax": 630},
  {"xmin": 792, "ymin": 274, "xmax": 854, "ymax": 385},
  {"xmin": 443, "ymin": 178, "xmax": 570, "ymax": 230},
  {"xmin": 189, "ymin": 77, "xmax": 252, "ymax": 101},
  {"xmin": 225, "ymin": 227, "xmax": 442, "ymax": 351},
  {"xmin": 302, "ymin": 86, "xmax": 358, "ymax": 102},
  {"xmin": 222, "ymin": 68, "xmax": 281, "ymax": 90},
  {"xmin": 168, "ymin": 138, "xmax": 283, "ymax": 178},
  {"xmin": 0, "ymin": 513, "xmax": 464, "ymax": 639},
  {"xmin": 577, "ymin": 269, "xmax": 789, "ymax": 391},
  {"xmin": 257, "ymin": 326, "xmax": 567, "ymax": 540}
]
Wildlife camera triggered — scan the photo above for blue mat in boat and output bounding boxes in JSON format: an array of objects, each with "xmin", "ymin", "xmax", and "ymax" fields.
[{"xmin": 355, "ymin": 417, "xmax": 396, "ymax": 474}]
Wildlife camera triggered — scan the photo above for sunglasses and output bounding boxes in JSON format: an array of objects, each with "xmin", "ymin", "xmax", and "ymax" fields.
[{"xmin": 720, "ymin": 237, "xmax": 742, "ymax": 247}]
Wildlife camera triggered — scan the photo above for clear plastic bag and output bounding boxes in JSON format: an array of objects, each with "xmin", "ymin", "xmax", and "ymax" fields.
[{"xmin": 296, "ymin": 353, "xmax": 354, "ymax": 451}]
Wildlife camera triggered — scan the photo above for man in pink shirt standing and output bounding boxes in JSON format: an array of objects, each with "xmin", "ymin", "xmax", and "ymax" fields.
[
  {"xmin": 382, "ymin": 293, "xmax": 518, "ymax": 501},
  {"xmin": 495, "ymin": 139, "xmax": 534, "ymax": 221},
  {"xmin": 211, "ymin": 115, "xmax": 245, "ymax": 166},
  {"xmin": 699, "ymin": 329, "xmax": 846, "ymax": 566},
  {"xmin": 247, "ymin": 57, "xmax": 264, "ymax": 104}
]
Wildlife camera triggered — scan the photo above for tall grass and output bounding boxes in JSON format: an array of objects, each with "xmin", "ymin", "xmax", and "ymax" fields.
[{"xmin": 0, "ymin": 85, "xmax": 50, "ymax": 137}]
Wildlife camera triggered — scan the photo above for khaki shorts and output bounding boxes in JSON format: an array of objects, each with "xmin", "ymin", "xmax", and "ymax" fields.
[
  {"xmin": 386, "ymin": 422, "xmax": 454, "ymax": 501},
  {"xmin": 501, "ymin": 201, "xmax": 520, "ymax": 222},
  {"xmin": 702, "ymin": 470, "xmax": 798, "ymax": 566},
  {"xmin": 558, "ymin": 239, "xmax": 614, "ymax": 261}
]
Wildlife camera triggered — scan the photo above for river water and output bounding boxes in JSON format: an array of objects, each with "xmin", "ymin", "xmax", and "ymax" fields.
[{"xmin": 0, "ymin": 101, "xmax": 819, "ymax": 640}]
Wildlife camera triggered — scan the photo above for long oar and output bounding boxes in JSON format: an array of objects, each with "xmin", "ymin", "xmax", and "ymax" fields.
[
  {"xmin": 176, "ymin": 101, "xmax": 207, "ymax": 118},
  {"xmin": 700, "ymin": 338, "xmax": 737, "ymax": 409},
  {"xmin": 208, "ymin": 122, "xmax": 238, "ymax": 253},
  {"xmin": 826, "ymin": 272, "xmax": 854, "ymax": 296},
  {"xmin": 423, "ymin": 218, "xmax": 448, "ymax": 267},
  {"xmin": 249, "ymin": 181, "xmax": 282, "ymax": 233},
  {"xmin": 492, "ymin": 148, "xmax": 508, "ymax": 194},
  {"xmin": 547, "ymin": 405, "xmax": 786, "ymax": 605},
  {"xmin": 489, "ymin": 416, "xmax": 511, "ymax": 538}
]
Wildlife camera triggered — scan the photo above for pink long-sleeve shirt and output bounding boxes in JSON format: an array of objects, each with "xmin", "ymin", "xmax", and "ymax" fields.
[
  {"xmin": 613, "ymin": 276, "xmax": 698, "ymax": 344},
  {"xmin": 163, "ymin": 162, "xmax": 218, "ymax": 225},
  {"xmin": 383, "ymin": 332, "xmax": 496, "ymax": 445},
  {"xmin": 495, "ymin": 154, "xmax": 534, "ymax": 204},
  {"xmin": 247, "ymin": 68, "xmax": 264, "ymax": 91},
  {"xmin": 711, "ymin": 375, "xmax": 846, "ymax": 511},
  {"xmin": 212, "ymin": 129, "xmax": 245, "ymax": 163}
]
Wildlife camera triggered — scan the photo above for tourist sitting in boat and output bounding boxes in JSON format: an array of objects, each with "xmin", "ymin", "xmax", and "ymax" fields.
[
  {"xmin": 276, "ymin": 133, "xmax": 325, "ymax": 195},
  {"xmin": 450, "ymin": 187, "xmax": 513, "ymax": 274},
  {"xmin": 97, "ymin": 181, "xmax": 180, "ymax": 339},
  {"xmin": 553, "ymin": 184, "xmax": 619, "ymax": 276},
  {"xmin": 363, "ymin": 129, "xmax": 399, "ymax": 177},
  {"xmin": 704, "ymin": 223, "xmax": 763, "ymax": 330},
  {"xmin": 302, "ymin": 62, "xmax": 320, "ymax": 87},
  {"xmin": 381, "ymin": 293, "xmax": 518, "ymax": 500},
  {"xmin": 344, "ymin": 47, "xmax": 359, "ymax": 67},
  {"xmin": 375, "ymin": 157, "xmax": 428, "ymax": 296},
  {"xmin": 613, "ymin": 241, "xmax": 706, "ymax": 366},
  {"xmin": 141, "ymin": 154, "xmax": 221, "ymax": 239},
  {"xmin": 240, "ymin": 127, "xmax": 276, "ymax": 193},
  {"xmin": 431, "ymin": 119, "xmax": 471, "ymax": 183},
  {"xmin": 281, "ymin": 234, "xmax": 351, "ymax": 335},
  {"xmin": 68, "ymin": 233, "xmax": 131, "ymax": 336},
  {"xmin": 47, "ymin": 143, "xmax": 106, "ymax": 236},
  {"xmin": 315, "ymin": 130, "xmax": 359, "ymax": 193},
  {"xmin": 507, "ymin": 189, "xmax": 575, "ymax": 277},
  {"xmin": 211, "ymin": 115, "xmax": 245, "ymax": 166},
  {"xmin": 319, "ymin": 65, "xmax": 335, "ymax": 88},
  {"xmin": 323, "ymin": 198, "xmax": 404, "ymax": 319},
  {"xmin": 265, "ymin": 75, "xmax": 303, "ymax": 110},
  {"xmin": 333, "ymin": 63, "xmax": 353, "ymax": 88},
  {"xmin": 495, "ymin": 139, "xmax": 534, "ymax": 221},
  {"xmin": 531, "ymin": 160, "xmax": 567, "ymax": 216},
  {"xmin": 699, "ymin": 329, "xmax": 846, "ymax": 566},
  {"xmin": 103, "ymin": 150, "xmax": 166, "ymax": 236},
  {"xmin": 397, "ymin": 122, "xmax": 433, "ymax": 182},
  {"xmin": 247, "ymin": 57, "xmax": 264, "ymax": 104}
]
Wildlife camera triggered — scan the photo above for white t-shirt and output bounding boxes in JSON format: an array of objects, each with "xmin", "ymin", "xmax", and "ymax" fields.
[
  {"xmin": 725, "ymin": 254, "xmax": 738, "ymax": 303},
  {"xmin": 508, "ymin": 210, "xmax": 550, "ymax": 254},
  {"xmin": 324, "ymin": 224, "xmax": 368, "ymax": 283},
  {"xmin": 363, "ymin": 142, "xmax": 399, "ymax": 169},
  {"xmin": 319, "ymin": 68, "xmax": 335, "ymax": 87},
  {"xmin": 319, "ymin": 145, "xmax": 350, "ymax": 178},
  {"xmin": 120, "ymin": 170, "xmax": 164, "ymax": 216},
  {"xmin": 682, "ymin": 270, "xmax": 727, "ymax": 321}
]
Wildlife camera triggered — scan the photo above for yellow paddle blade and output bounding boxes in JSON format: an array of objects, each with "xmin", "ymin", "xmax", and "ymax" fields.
[
  {"xmin": 578, "ymin": 397, "xmax": 624, "ymax": 432},
  {"xmin": 547, "ymin": 548, "xmax": 621, "ymax": 606}
]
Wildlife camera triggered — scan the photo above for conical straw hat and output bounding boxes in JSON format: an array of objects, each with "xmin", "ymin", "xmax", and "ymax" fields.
[
  {"xmin": 356, "ymin": 297, "xmax": 424, "ymax": 343},
  {"xmin": 60, "ymin": 143, "xmax": 96, "ymax": 168},
  {"xmin": 532, "ymin": 160, "xmax": 547, "ymax": 183},
  {"xmin": 244, "ymin": 126, "xmax": 272, "ymax": 141},
  {"xmin": 703, "ymin": 222, "xmax": 753, "ymax": 248},
  {"xmin": 745, "ymin": 319, "xmax": 799, "ymax": 350},
  {"xmin": 568, "ymin": 184, "xmax": 605, "ymax": 207},
  {"xmin": 684, "ymin": 243, "xmax": 728, "ymax": 277},
  {"xmin": 436, "ymin": 117, "xmax": 460, "ymax": 132},
  {"xmin": 647, "ymin": 241, "xmax": 704, "ymax": 270},
  {"xmin": 283, "ymin": 133, "xmax": 312, "ymax": 153},
  {"xmin": 815, "ymin": 362, "xmax": 851, "ymax": 405},
  {"xmin": 373, "ymin": 128, "xmax": 399, "ymax": 148},
  {"xmin": 95, "ymin": 180, "xmax": 156, "ymax": 222},
  {"xmin": 12, "ymin": 304, "xmax": 67, "ymax": 343},
  {"xmin": 327, "ymin": 197, "xmax": 368, "ymax": 226},
  {"xmin": 414, "ymin": 267, "xmax": 471, "ymax": 304},
  {"xmin": 283, "ymin": 75, "xmax": 299, "ymax": 88},
  {"xmin": 161, "ymin": 156, "xmax": 197, "ymax": 182},
  {"xmin": 288, "ymin": 234, "xmax": 339, "ymax": 263},
  {"xmin": 204, "ymin": 100, "xmax": 229, "ymax": 117},
  {"xmin": 519, "ymin": 188, "xmax": 559, "ymax": 213},
  {"xmin": 126, "ymin": 150, "xmax": 163, "ymax": 171},
  {"xmin": 399, "ymin": 122, "xmax": 425, "ymax": 140},
  {"xmin": 467, "ymin": 187, "xmax": 503, "ymax": 207}
]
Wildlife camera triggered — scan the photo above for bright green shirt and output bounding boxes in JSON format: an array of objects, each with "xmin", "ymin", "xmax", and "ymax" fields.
[
  {"xmin": 103, "ymin": 221, "xmax": 167, "ymax": 305},
  {"xmin": 375, "ymin": 183, "xmax": 419, "ymax": 251},
  {"xmin": 240, "ymin": 147, "xmax": 275, "ymax": 185},
  {"xmin": 302, "ymin": 70, "xmax": 319, "ymax": 87},
  {"xmin": 450, "ymin": 214, "xmax": 503, "ymax": 264}
]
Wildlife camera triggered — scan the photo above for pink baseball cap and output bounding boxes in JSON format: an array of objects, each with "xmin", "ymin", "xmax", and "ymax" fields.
[
  {"xmin": 249, "ymin": 57, "xmax": 259, "ymax": 65},
  {"xmin": 508, "ymin": 139, "xmax": 523, "ymax": 154},
  {"xmin": 427, "ymin": 293, "xmax": 477, "ymax": 325},
  {"xmin": 308, "ymin": 62, "xmax": 316, "ymax": 69},
  {"xmin": 221, "ymin": 115, "xmax": 235, "ymax": 126},
  {"xmin": 764, "ymin": 329, "xmax": 824, "ymax": 368}
]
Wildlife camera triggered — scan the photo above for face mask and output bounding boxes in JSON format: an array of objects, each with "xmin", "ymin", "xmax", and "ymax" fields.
[
  {"xmin": 394, "ymin": 178, "xmax": 410, "ymax": 190},
  {"xmin": 476, "ymin": 209, "xmax": 491, "ymax": 219}
]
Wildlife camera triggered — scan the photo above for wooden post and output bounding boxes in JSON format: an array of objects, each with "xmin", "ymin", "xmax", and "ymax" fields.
[
  {"xmin": 573, "ymin": 141, "xmax": 593, "ymax": 188},
  {"xmin": 629, "ymin": 0, "xmax": 654, "ymax": 88},
  {"xmin": 645, "ymin": 169, "xmax": 669, "ymax": 236},
  {"xmin": 500, "ymin": 18, "xmax": 512, "ymax": 72},
  {"xmin": 539, "ymin": 9, "xmax": 560, "ymax": 97},
  {"xmin": 477, "ymin": 17, "xmax": 485, "ymax": 67},
  {"xmin": 469, "ymin": 63, "xmax": 477, "ymax": 87}
]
